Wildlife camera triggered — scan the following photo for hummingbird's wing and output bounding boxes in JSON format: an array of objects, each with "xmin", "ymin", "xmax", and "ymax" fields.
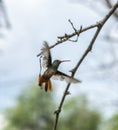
[
  {"xmin": 40, "ymin": 41, "xmax": 52, "ymax": 68},
  {"xmin": 54, "ymin": 71, "xmax": 81, "ymax": 83}
]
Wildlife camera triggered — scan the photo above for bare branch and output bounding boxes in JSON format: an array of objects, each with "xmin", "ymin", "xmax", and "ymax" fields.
[
  {"xmin": 105, "ymin": 0, "xmax": 118, "ymax": 19},
  {"xmin": 37, "ymin": 23, "xmax": 97, "ymax": 57},
  {"xmin": 53, "ymin": 1, "xmax": 118, "ymax": 130}
]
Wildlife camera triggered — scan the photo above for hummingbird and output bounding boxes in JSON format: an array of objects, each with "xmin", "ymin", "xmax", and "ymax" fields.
[{"xmin": 37, "ymin": 42, "xmax": 81, "ymax": 92}]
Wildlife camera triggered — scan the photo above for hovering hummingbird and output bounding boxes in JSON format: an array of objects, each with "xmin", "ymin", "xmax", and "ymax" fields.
[{"xmin": 37, "ymin": 42, "xmax": 81, "ymax": 92}]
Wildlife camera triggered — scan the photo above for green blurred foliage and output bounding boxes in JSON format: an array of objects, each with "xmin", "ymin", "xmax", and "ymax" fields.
[
  {"xmin": 4, "ymin": 84, "xmax": 101, "ymax": 130},
  {"xmin": 4, "ymin": 84, "xmax": 55, "ymax": 130},
  {"xmin": 102, "ymin": 113, "xmax": 118, "ymax": 130},
  {"xmin": 59, "ymin": 95, "xmax": 101, "ymax": 130}
]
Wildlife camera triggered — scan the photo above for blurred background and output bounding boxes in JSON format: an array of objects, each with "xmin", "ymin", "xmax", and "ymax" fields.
[{"xmin": 0, "ymin": 0, "xmax": 118, "ymax": 130}]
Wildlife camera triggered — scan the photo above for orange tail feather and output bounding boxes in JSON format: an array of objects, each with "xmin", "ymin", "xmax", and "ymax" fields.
[{"xmin": 45, "ymin": 79, "xmax": 52, "ymax": 92}]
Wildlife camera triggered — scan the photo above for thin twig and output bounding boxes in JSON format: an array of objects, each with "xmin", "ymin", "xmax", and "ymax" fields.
[
  {"xmin": 53, "ymin": 1, "xmax": 118, "ymax": 130},
  {"xmin": 68, "ymin": 19, "xmax": 77, "ymax": 32},
  {"xmin": 68, "ymin": 20, "xmax": 82, "ymax": 42},
  {"xmin": 37, "ymin": 23, "xmax": 97, "ymax": 57}
]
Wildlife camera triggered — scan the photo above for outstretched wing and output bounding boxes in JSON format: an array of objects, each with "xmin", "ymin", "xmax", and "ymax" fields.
[
  {"xmin": 54, "ymin": 71, "xmax": 81, "ymax": 83},
  {"xmin": 40, "ymin": 41, "xmax": 52, "ymax": 68}
]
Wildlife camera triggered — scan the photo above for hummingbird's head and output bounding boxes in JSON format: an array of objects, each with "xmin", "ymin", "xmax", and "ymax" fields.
[{"xmin": 52, "ymin": 60, "xmax": 70, "ymax": 69}]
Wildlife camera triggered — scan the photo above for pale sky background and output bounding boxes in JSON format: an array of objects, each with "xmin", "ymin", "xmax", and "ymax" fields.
[{"xmin": 0, "ymin": 0, "xmax": 118, "ymax": 121}]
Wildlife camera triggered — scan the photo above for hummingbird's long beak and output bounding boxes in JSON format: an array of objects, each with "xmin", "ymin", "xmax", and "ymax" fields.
[{"xmin": 60, "ymin": 60, "xmax": 70, "ymax": 63}]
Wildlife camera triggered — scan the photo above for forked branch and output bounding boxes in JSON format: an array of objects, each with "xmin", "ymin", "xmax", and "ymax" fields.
[{"xmin": 53, "ymin": 1, "xmax": 118, "ymax": 130}]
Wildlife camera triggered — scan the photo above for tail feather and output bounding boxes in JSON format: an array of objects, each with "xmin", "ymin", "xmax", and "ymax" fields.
[
  {"xmin": 39, "ymin": 75, "xmax": 52, "ymax": 92},
  {"xmin": 45, "ymin": 79, "xmax": 52, "ymax": 92}
]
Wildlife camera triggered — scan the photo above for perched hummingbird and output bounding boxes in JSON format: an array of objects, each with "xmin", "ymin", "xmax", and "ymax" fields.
[{"xmin": 38, "ymin": 42, "xmax": 81, "ymax": 92}]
